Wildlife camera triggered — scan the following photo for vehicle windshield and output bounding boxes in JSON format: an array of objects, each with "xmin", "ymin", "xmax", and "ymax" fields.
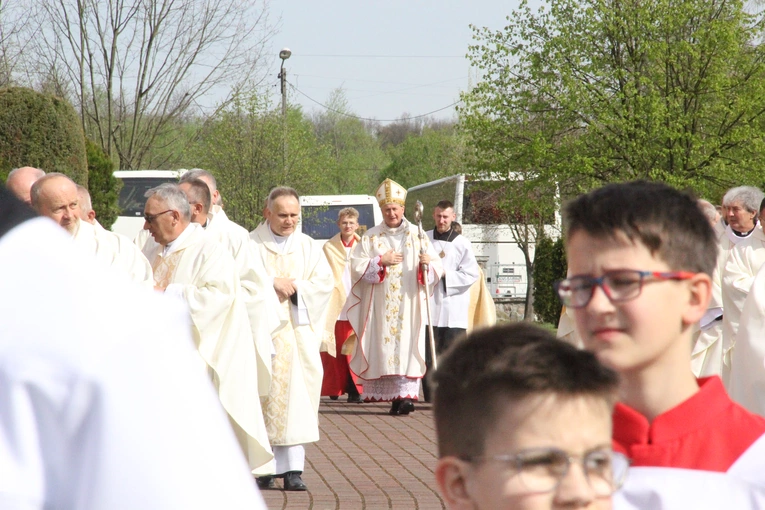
[
  {"xmin": 118, "ymin": 177, "xmax": 179, "ymax": 216},
  {"xmin": 301, "ymin": 204, "xmax": 376, "ymax": 240}
]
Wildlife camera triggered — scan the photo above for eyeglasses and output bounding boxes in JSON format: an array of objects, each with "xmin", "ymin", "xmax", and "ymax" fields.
[
  {"xmin": 554, "ymin": 269, "xmax": 697, "ymax": 309},
  {"xmin": 463, "ymin": 447, "xmax": 630, "ymax": 496},
  {"xmin": 143, "ymin": 210, "xmax": 173, "ymax": 224}
]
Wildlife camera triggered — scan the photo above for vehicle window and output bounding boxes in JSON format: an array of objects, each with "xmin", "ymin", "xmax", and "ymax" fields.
[
  {"xmin": 301, "ymin": 204, "xmax": 375, "ymax": 240},
  {"xmin": 118, "ymin": 177, "xmax": 178, "ymax": 216}
]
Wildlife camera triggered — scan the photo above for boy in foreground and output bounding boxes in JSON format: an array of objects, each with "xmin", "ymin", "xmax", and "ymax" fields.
[
  {"xmin": 433, "ymin": 322, "xmax": 629, "ymax": 509},
  {"xmin": 558, "ymin": 181, "xmax": 765, "ymax": 490}
]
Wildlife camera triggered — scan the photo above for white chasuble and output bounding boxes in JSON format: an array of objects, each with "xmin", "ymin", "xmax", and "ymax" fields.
[
  {"xmin": 250, "ymin": 223, "xmax": 334, "ymax": 446},
  {"xmin": 208, "ymin": 207, "xmax": 287, "ymax": 396},
  {"xmin": 143, "ymin": 223, "xmax": 273, "ymax": 473},
  {"xmin": 72, "ymin": 219, "xmax": 152, "ymax": 287},
  {"xmin": 347, "ymin": 219, "xmax": 443, "ymax": 383},
  {"xmin": 426, "ymin": 231, "xmax": 479, "ymax": 329}
]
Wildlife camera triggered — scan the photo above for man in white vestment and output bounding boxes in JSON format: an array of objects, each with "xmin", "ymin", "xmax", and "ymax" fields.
[
  {"xmin": 691, "ymin": 199, "xmax": 726, "ymax": 377},
  {"xmin": 249, "ymin": 186, "xmax": 334, "ymax": 491},
  {"xmin": 31, "ymin": 173, "xmax": 152, "ymax": 287},
  {"xmin": 422, "ymin": 200, "xmax": 479, "ymax": 402},
  {"xmin": 0, "ymin": 186, "xmax": 267, "ymax": 510},
  {"xmin": 177, "ymin": 176, "xmax": 285, "ymax": 397},
  {"xmin": 141, "ymin": 183, "xmax": 273, "ymax": 475},
  {"xmin": 722, "ymin": 188, "xmax": 765, "ymax": 385},
  {"xmin": 77, "ymin": 184, "xmax": 98, "ymax": 224},
  {"xmin": 347, "ymin": 178, "xmax": 443, "ymax": 416},
  {"xmin": 5, "ymin": 165, "xmax": 45, "ymax": 204}
]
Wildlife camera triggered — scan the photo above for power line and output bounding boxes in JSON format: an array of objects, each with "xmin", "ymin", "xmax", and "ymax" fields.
[
  {"xmin": 289, "ymin": 82, "xmax": 460, "ymax": 122},
  {"xmin": 295, "ymin": 54, "xmax": 465, "ymax": 59}
]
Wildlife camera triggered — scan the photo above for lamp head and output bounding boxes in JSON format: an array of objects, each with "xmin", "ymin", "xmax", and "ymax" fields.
[{"xmin": 279, "ymin": 48, "xmax": 292, "ymax": 60}]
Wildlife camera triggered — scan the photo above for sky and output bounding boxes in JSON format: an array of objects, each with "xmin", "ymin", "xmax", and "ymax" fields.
[{"xmin": 265, "ymin": 1, "xmax": 541, "ymax": 124}]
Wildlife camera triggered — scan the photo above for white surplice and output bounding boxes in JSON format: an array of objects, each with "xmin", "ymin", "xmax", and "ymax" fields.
[
  {"xmin": 692, "ymin": 232, "xmax": 724, "ymax": 378},
  {"xmin": 0, "ymin": 217, "xmax": 266, "ymax": 510},
  {"xmin": 722, "ymin": 226, "xmax": 765, "ymax": 385},
  {"xmin": 249, "ymin": 223, "xmax": 334, "ymax": 448},
  {"xmin": 426, "ymin": 230, "xmax": 479, "ymax": 329},
  {"xmin": 72, "ymin": 218, "xmax": 152, "ymax": 287},
  {"xmin": 142, "ymin": 223, "xmax": 273, "ymax": 474},
  {"xmin": 347, "ymin": 219, "xmax": 443, "ymax": 400}
]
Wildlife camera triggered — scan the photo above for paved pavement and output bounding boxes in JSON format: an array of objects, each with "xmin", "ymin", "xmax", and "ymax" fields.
[{"xmin": 259, "ymin": 397, "xmax": 445, "ymax": 510}]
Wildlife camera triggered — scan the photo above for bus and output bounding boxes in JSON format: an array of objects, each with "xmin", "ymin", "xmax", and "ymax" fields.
[{"xmin": 405, "ymin": 174, "xmax": 560, "ymax": 300}]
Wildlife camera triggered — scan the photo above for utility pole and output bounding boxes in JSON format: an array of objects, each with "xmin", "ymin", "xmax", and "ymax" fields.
[{"xmin": 279, "ymin": 48, "xmax": 291, "ymax": 173}]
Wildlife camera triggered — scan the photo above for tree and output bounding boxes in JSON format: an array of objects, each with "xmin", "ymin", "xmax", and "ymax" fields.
[
  {"xmin": 0, "ymin": 1, "xmax": 32, "ymax": 87},
  {"xmin": 462, "ymin": 0, "xmax": 765, "ymax": 199},
  {"xmin": 34, "ymin": 0, "xmax": 274, "ymax": 170},
  {"xmin": 533, "ymin": 235, "xmax": 566, "ymax": 325},
  {"xmin": 0, "ymin": 87, "xmax": 87, "ymax": 184},
  {"xmin": 86, "ymin": 138, "xmax": 121, "ymax": 229}
]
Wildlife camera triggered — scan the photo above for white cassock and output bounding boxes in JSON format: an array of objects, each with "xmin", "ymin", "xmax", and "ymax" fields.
[
  {"xmin": 207, "ymin": 206, "xmax": 287, "ymax": 395},
  {"xmin": 142, "ymin": 223, "xmax": 273, "ymax": 474},
  {"xmin": 692, "ymin": 233, "xmax": 724, "ymax": 378},
  {"xmin": 71, "ymin": 218, "xmax": 153, "ymax": 287},
  {"xmin": 0, "ymin": 216, "xmax": 266, "ymax": 510},
  {"xmin": 557, "ymin": 306, "xmax": 584, "ymax": 349},
  {"xmin": 250, "ymin": 222, "xmax": 333, "ymax": 473},
  {"xmin": 722, "ymin": 226, "xmax": 765, "ymax": 385},
  {"xmin": 347, "ymin": 219, "xmax": 443, "ymax": 400},
  {"xmin": 729, "ymin": 261, "xmax": 765, "ymax": 416},
  {"xmin": 134, "ymin": 227, "xmax": 151, "ymax": 251},
  {"xmin": 426, "ymin": 230, "xmax": 479, "ymax": 329}
]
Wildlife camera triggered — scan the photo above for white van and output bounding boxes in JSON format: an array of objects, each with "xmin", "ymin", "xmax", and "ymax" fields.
[
  {"xmin": 299, "ymin": 195, "xmax": 382, "ymax": 244},
  {"xmin": 112, "ymin": 170, "xmax": 187, "ymax": 239}
]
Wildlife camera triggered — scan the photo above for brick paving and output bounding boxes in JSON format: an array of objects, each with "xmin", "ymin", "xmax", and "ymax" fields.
[{"xmin": 259, "ymin": 397, "xmax": 445, "ymax": 510}]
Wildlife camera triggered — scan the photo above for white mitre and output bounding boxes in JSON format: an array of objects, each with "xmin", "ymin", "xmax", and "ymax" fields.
[{"xmin": 375, "ymin": 178, "xmax": 407, "ymax": 208}]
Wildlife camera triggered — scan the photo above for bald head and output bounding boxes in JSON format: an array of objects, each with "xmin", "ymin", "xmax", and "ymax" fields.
[
  {"xmin": 31, "ymin": 173, "xmax": 81, "ymax": 234},
  {"xmin": 77, "ymin": 184, "xmax": 96, "ymax": 224},
  {"xmin": 6, "ymin": 166, "xmax": 46, "ymax": 204}
]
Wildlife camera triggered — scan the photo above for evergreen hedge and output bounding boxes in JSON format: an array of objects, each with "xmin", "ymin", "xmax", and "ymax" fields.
[
  {"xmin": 0, "ymin": 87, "xmax": 87, "ymax": 185},
  {"xmin": 86, "ymin": 139, "xmax": 121, "ymax": 229},
  {"xmin": 533, "ymin": 235, "xmax": 567, "ymax": 326}
]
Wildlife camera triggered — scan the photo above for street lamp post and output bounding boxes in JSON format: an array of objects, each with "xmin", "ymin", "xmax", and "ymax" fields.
[{"xmin": 279, "ymin": 48, "xmax": 291, "ymax": 173}]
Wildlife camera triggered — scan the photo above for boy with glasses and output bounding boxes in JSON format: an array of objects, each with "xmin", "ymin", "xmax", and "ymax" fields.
[
  {"xmin": 559, "ymin": 181, "xmax": 765, "ymax": 490},
  {"xmin": 433, "ymin": 322, "xmax": 629, "ymax": 509}
]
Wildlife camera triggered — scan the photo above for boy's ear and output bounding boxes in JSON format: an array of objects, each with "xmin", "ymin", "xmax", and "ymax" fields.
[
  {"xmin": 681, "ymin": 272, "xmax": 712, "ymax": 325},
  {"xmin": 435, "ymin": 457, "xmax": 474, "ymax": 510}
]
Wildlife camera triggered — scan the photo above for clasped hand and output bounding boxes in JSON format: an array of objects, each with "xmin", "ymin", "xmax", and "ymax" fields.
[{"xmin": 274, "ymin": 277, "xmax": 297, "ymax": 302}]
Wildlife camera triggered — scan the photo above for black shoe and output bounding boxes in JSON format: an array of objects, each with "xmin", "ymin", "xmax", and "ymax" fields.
[
  {"xmin": 398, "ymin": 399, "xmax": 415, "ymax": 415},
  {"xmin": 389, "ymin": 400, "xmax": 402, "ymax": 415},
  {"xmin": 329, "ymin": 395, "xmax": 339, "ymax": 400},
  {"xmin": 283, "ymin": 471, "xmax": 308, "ymax": 491},
  {"xmin": 347, "ymin": 394, "xmax": 363, "ymax": 403},
  {"xmin": 256, "ymin": 476, "xmax": 275, "ymax": 490}
]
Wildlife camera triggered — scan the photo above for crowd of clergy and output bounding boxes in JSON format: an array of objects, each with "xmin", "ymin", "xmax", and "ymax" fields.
[
  {"xmin": 4, "ymin": 167, "xmax": 496, "ymax": 492},
  {"xmin": 556, "ymin": 184, "xmax": 765, "ymax": 418}
]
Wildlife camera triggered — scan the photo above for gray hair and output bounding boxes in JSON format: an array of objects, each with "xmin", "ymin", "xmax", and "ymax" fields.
[
  {"xmin": 29, "ymin": 172, "xmax": 74, "ymax": 208},
  {"xmin": 180, "ymin": 169, "xmax": 217, "ymax": 191},
  {"xmin": 723, "ymin": 186, "xmax": 764, "ymax": 213},
  {"xmin": 144, "ymin": 183, "xmax": 191, "ymax": 221},
  {"xmin": 76, "ymin": 184, "xmax": 93, "ymax": 214},
  {"xmin": 6, "ymin": 166, "xmax": 45, "ymax": 185}
]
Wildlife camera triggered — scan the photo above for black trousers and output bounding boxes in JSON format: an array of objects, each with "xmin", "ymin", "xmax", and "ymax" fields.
[{"xmin": 422, "ymin": 326, "xmax": 467, "ymax": 402}]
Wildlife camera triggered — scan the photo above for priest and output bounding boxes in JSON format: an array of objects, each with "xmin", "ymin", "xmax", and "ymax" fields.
[
  {"xmin": 141, "ymin": 183, "xmax": 273, "ymax": 475},
  {"xmin": 250, "ymin": 186, "xmax": 334, "ymax": 491},
  {"xmin": 347, "ymin": 178, "xmax": 443, "ymax": 416}
]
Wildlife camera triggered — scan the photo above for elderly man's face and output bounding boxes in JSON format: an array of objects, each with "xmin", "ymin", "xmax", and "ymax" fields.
[
  {"xmin": 382, "ymin": 203, "xmax": 405, "ymax": 228},
  {"xmin": 143, "ymin": 195, "xmax": 179, "ymax": 246},
  {"xmin": 726, "ymin": 201, "xmax": 757, "ymax": 233},
  {"xmin": 37, "ymin": 177, "xmax": 80, "ymax": 234}
]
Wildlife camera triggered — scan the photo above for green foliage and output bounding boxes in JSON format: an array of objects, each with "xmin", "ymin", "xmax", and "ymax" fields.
[
  {"xmin": 0, "ymin": 87, "xmax": 87, "ymax": 184},
  {"xmin": 462, "ymin": 0, "xmax": 765, "ymax": 199},
  {"xmin": 86, "ymin": 139, "xmax": 121, "ymax": 229},
  {"xmin": 533, "ymin": 236, "xmax": 567, "ymax": 326}
]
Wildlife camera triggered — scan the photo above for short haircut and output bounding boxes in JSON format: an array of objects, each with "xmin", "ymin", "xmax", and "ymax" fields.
[
  {"xmin": 722, "ymin": 186, "xmax": 764, "ymax": 214},
  {"xmin": 180, "ymin": 178, "xmax": 211, "ymax": 214},
  {"xmin": 144, "ymin": 183, "xmax": 191, "ymax": 221},
  {"xmin": 435, "ymin": 200, "xmax": 454, "ymax": 210},
  {"xmin": 337, "ymin": 207, "xmax": 359, "ymax": 221},
  {"xmin": 76, "ymin": 184, "xmax": 93, "ymax": 214},
  {"xmin": 6, "ymin": 166, "xmax": 45, "ymax": 185},
  {"xmin": 564, "ymin": 180, "xmax": 717, "ymax": 277},
  {"xmin": 268, "ymin": 186, "xmax": 299, "ymax": 209},
  {"xmin": 180, "ymin": 169, "xmax": 217, "ymax": 191},
  {"xmin": 29, "ymin": 173, "xmax": 74, "ymax": 208},
  {"xmin": 433, "ymin": 322, "xmax": 618, "ymax": 458}
]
